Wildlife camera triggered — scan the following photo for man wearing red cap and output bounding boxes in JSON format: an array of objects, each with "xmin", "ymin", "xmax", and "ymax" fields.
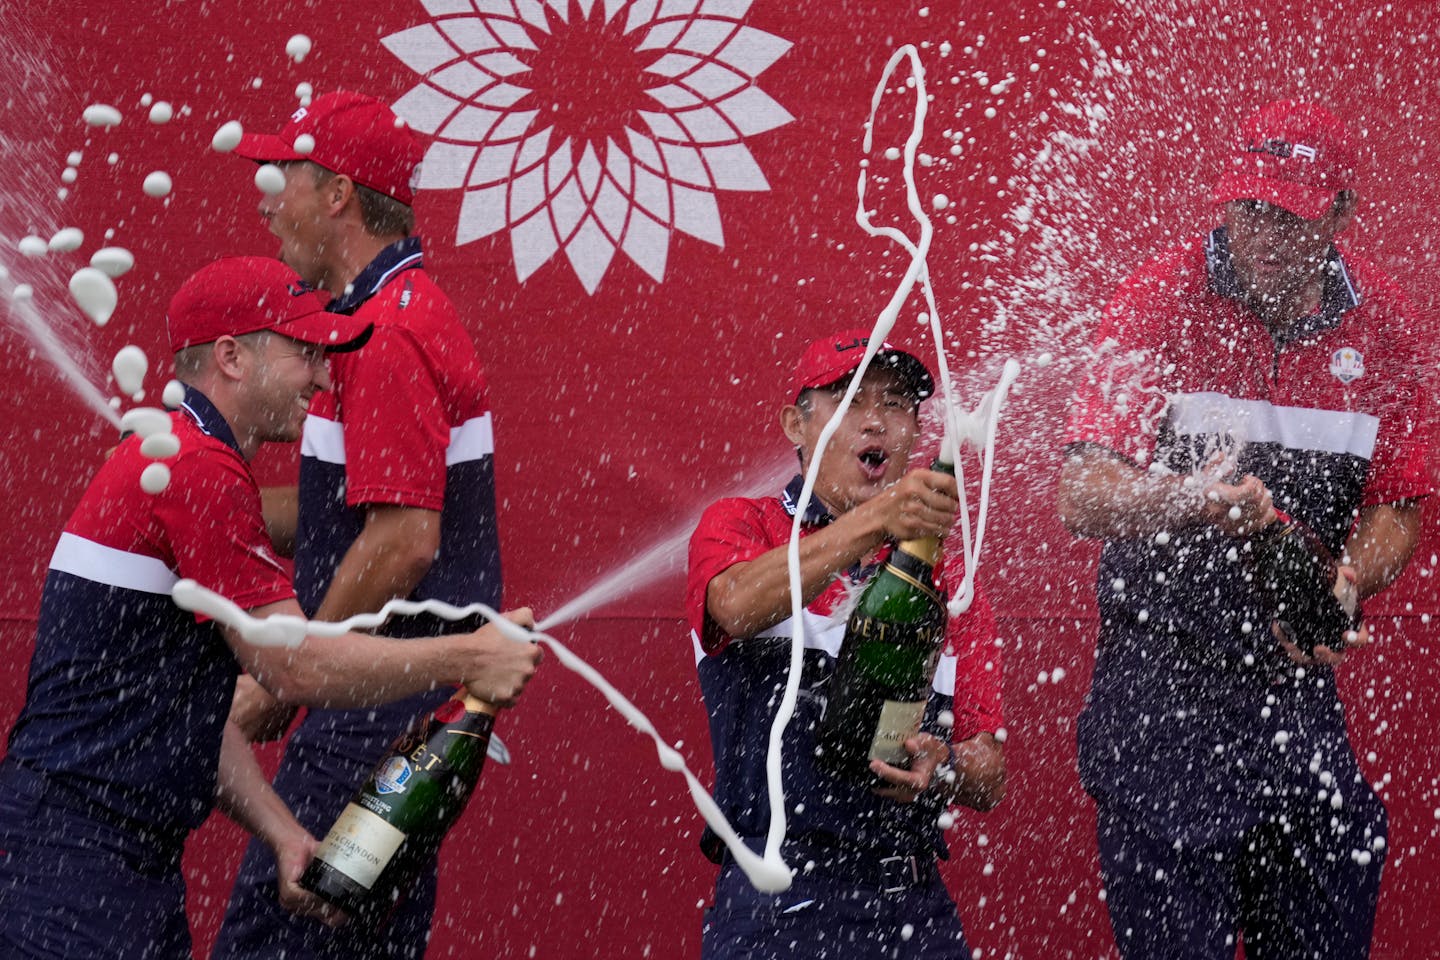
[
  {"xmin": 687, "ymin": 330, "xmax": 1007, "ymax": 959},
  {"xmin": 213, "ymin": 92, "xmax": 509, "ymax": 959},
  {"xmin": 1059, "ymin": 101, "xmax": 1433, "ymax": 958},
  {"xmin": 0, "ymin": 258, "xmax": 540, "ymax": 960}
]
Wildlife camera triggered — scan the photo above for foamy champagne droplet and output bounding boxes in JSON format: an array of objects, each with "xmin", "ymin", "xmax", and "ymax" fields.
[
  {"xmin": 148, "ymin": 101, "xmax": 173, "ymax": 124},
  {"xmin": 112, "ymin": 345, "xmax": 148, "ymax": 396},
  {"xmin": 140, "ymin": 462, "xmax": 171, "ymax": 495},
  {"xmin": 162, "ymin": 379, "xmax": 186, "ymax": 408},
  {"xmin": 143, "ymin": 171, "xmax": 173, "ymax": 198},
  {"xmin": 18, "ymin": 236, "xmax": 48, "ymax": 257},
  {"xmin": 293, "ymin": 134, "xmax": 315, "ymax": 155},
  {"xmin": 69, "ymin": 268, "xmax": 117, "ymax": 326},
  {"xmin": 49, "ymin": 227, "xmax": 84, "ymax": 251},
  {"xmin": 91, "ymin": 247, "xmax": 135, "ymax": 278},
  {"xmin": 83, "ymin": 104, "xmax": 122, "ymax": 127},
  {"xmin": 120, "ymin": 406, "xmax": 172, "ymax": 438},
  {"xmin": 255, "ymin": 164, "xmax": 286, "ymax": 195},
  {"xmin": 286, "ymin": 34, "xmax": 312, "ymax": 62},
  {"xmin": 211, "ymin": 120, "xmax": 244, "ymax": 152},
  {"xmin": 140, "ymin": 432, "xmax": 181, "ymax": 459}
]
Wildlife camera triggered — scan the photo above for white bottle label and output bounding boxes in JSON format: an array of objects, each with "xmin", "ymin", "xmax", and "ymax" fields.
[
  {"xmin": 316, "ymin": 802, "xmax": 407, "ymax": 890},
  {"xmin": 868, "ymin": 699, "xmax": 927, "ymax": 765}
]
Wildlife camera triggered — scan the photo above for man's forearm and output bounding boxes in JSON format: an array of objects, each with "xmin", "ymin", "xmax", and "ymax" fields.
[
  {"xmin": 314, "ymin": 505, "xmax": 440, "ymax": 623},
  {"xmin": 1345, "ymin": 501, "xmax": 1424, "ymax": 599},
  {"xmin": 1057, "ymin": 450, "xmax": 1205, "ymax": 540},
  {"xmin": 217, "ymin": 719, "xmax": 309, "ymax": 849}
]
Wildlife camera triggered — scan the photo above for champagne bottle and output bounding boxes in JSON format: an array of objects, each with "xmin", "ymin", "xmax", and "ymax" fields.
[
  {"xmin": 819, "ymin": 440, "xmax": 955, "ymax": 777},
  {"xmin": 1250, "ymin": 510, "xmax": 1359, "ymax": 655},
  {"xmin": 301, "ymin": 689, "xmax": 497, "ymax": 913}
]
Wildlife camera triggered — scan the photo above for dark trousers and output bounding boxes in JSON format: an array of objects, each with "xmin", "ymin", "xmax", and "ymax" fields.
[
  {"xmin": 0, "ymin": 761, "xmax": 190, "ymax": 960},
  {"xmin": 702, "ymin": 837, "xmax": 971, "ymax": 960},
  {"xmin": 1096, "ymin": 799, "xmax": 1386, "ymax": 960}
]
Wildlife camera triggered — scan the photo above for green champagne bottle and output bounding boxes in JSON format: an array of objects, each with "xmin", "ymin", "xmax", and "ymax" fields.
[
  {"xmin": 1250, "ymin": 510, "xmax": 1360, "ymax": 655},
  {"xmin": 300, "ymin": 689, "xmax": 497, "ymax": 913},
  {"xmin": 819, "ymin": 449, "xmax": 955, "ymax": 777}
]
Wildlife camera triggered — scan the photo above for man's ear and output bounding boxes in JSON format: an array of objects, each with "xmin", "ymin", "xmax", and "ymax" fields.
[
  {"xmin": 327, "ymin": 174, "xmax": 356, "ymax": 216},
  {"xmin": 212, "ymin": 336, "xmax": 246, "ymax": 382},
  {"xmin": 780, "ymin": 404, "xmax": 806, "ymax": 446},
  {"xmin": 1328, "ymin": 189, "xmax": 1359, "ymax": 235}
]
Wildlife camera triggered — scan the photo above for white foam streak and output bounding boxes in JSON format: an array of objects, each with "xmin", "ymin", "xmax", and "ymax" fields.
[{"xmin": 169, "ymin": 579, "xmax": 795, "ymax": 892}]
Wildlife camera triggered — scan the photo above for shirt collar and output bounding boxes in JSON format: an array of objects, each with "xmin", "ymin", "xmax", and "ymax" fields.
[
  {"xmin": 178, "ymin": 384, "xmax": 244, "ymax": 458},
  {"xmin": 780, "ymin": 474, "xmax": 837, "ymax": 526},
  {"xmin": 327, "ymin": 236, "xmax": 424, "ymax": 315},
  {"xmin": 1205, "ymin": 226, "xmax": 1361, "ymax": 344}
]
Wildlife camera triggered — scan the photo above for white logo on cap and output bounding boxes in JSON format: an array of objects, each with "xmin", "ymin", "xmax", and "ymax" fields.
[
  {"xmin": 1293, "ymin": 143, "xmax": 1317, "ymax": 161},
  {"xmin": 290, "ymin": 105, "xmax": 309, "ymax": 123}
]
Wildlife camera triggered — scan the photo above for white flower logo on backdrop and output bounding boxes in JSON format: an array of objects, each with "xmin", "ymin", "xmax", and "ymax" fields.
[{"xmin": 384, "ymin": 0, "xmax": 794, "ymax": 294}]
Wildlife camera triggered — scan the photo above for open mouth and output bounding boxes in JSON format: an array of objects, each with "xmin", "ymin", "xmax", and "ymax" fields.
[{"xmin": 856, "ymin": 446, "xmax": 888, "ymax": 480}]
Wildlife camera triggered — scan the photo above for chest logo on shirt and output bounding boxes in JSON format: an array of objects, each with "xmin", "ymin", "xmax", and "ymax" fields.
[{"xmin": 1330, "ymin": 347, "xmax": 1365, "ymax": 384}]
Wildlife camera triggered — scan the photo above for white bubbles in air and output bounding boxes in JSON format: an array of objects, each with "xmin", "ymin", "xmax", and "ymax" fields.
[
  {"xmin": 211, "ymin": 120, "xmax": 244, "ymax": 152},
  {"xmin": 255, "ymin": 164, "xmax": 286, "ymax": 195},
  {"xmin": 18, "ymin": 236, "xmax": 48, "ymax": 257},
  {"xmin": 82, "ymin": 103, "xmax": 122, "ymax": 127},
  {"xmin": 139, "ymin": 462, "xmax": 172, "ymax": 495},
  {"xmin": 140, "ymin": 432, "xmax": 181, "ymax": 459},
  {"xmin": 90, "ymin": 247, "xmax": 135, "ymax": 278},
  {"xmin": 112, "ymin": 345, "xmax": 148, "ymax": 397},
  {"xmin": 162, "ymin": 379, "xmax": 186, "ymax": 408},
  {"xmin": 68, "ymin": 268, "xmax": 117, "ymax": 326},
  {"xmin": 148, "ymin": 101, "xmax": 173, "ymax": 124},
  {"xmin": 142, "ymin": 171, "xmax": 173, "ymax": 198},
  {"xmin": 294, "ymin": 133, "xmax": 315, "ymax": 155},
  {"xmin": 286, "ymin": 34, "xmax": 312, "ymax": 62},
  {"xmin": 120, "ymin": 406, "xmax": 172, "ymax": 438},
  {"xmin": 49, "ymin": 227, "xmax": 83, "ymax": 251}
]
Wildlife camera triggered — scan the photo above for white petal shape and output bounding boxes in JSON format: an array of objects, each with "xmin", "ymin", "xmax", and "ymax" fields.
[
  {"xmin": 638, "ymin": 20, "xmax": 685, "ymax": 50},
  {"xmin": 712, "ymin": 86, "xmax": 793, "ymax": 135},
  {"xmin": 592, "ymin": 178, "xmax": 631, "ymax": 236},
  {"xmin": 439, "ymin": 106, "xmax": 506, "ymax": 141},
  {"xmin": 475, "ymin": 52, "xmax": 530, "ymax": 76},
  {"xmin": 431, "ymin": 61, "xmax": 492, "ymax": 98},
  {"xmin": 489, "ymin": 18, "xmax": 538, "ymax": 49},
  {"xmin": 394, "ymin": 86, "xmax": 464, "ymax": 135},
  {"xmin": 577, "ymin": 144, "xmax": 602, "ymax": 197},
  {"xmin": 621, "ymin": 210, "xmax": 669, "ymax": 281},
  {"xmin": 624, "ymin": 0, "xmax": 660, "ymax": 33},
  {"xmin": 680, "ymin": 61, "xmax": 748, "ymax": 99},
  {"xmin": 516, "ymin": 128, "xmax": 554, "ymax": 170},
  {"xmin": 671, "ymin": 184, "xmax": 722, "ymax": 245},
  {"xmin": 492, "ymin": 109, "xmax": 539, "ymax": 139},
  {"xmin": 624, "ymin": 128, "xmax": 664, "ymax": 169},
  {"xmin": 419, "ymin": 142, "xmax": 478, "ymax": 189},
  {"xmin": 439, "ymin": 17, "xmax": 509, "ymax": 53},
  {"xmin": 671, "ymin": 18, "xmax": 733, "ymax": 56},
  {"xmin": 475, "ymin": 83, "xmax": 531, "ymax": 108},
  {"xmin": 564, "ymin": 220, "xmax": 615, "ymax": 294},
  {"xmin": 470, "ymin": 141, "xmax": 522, "ymax": 186},
  {"xmin": 647, "ymin": 84, "xmax": 703, "ymax": 110},
  {"xmin": 658, "ymin": 142, "xmax": 712, "ymax": 188},
  {"xmin": 649, "ymin": 53, "xmax": 702, "ymax": 78},
  {"xmin": 549, "ymin": 178, "xmax": 587, "ymax": 240},
  {"xmin": 637, "ymin": 109, "xmax": 687, "ymax": 142},
  {"xmin": 632, "ymin": 166, "xmax": 671, "ymax": 220},
  {"xmin": 716, "ymin": 26, "xmax": 791, "ymax": 75},
  {"xmin": 700, "ymin": 143, "xmax": 768, "ymax": 190},
  {"xmin": 422, "ymin": 0, "xmax": 474, "ymax": 14},
  {"xmin": 516, "ymin": 0, "xmax": 550, "ymax": 30},
  {"xmin": 701, "ymin": 0, "xmax": 754, "ymax": 17},
  {"xmin": 383, "ymin": 24, "xmax": 459, "ymax": 75},
  {"xmin": 658, "ymin": 0, "xmax": 704, "ymax": 17},
  {"xmin": 672, "ymin": 104, "xmax": 742, "ymax": 143},
  {"xmin": 510, "ymin": 212, "xmax": 560, "ymax": 281},
  {"xmin": 458, "ymin": 184, "xmax": 509, "ymax": 242},
  {"xmin": 509, "ymin": 166, "xmax": 549, "ymax": 220}
]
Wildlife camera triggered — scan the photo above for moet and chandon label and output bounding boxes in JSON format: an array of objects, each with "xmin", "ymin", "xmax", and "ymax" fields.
[
  {"xmin": 314, "ymin": 803, "xmax": 408, "ymax": 890},
  {"xmin": 868, "ymin": 698, "xmax": 928, "ymax": 765}
]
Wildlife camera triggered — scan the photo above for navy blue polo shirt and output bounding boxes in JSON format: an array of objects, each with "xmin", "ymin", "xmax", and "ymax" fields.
[
  {"xmin": 686, "ymin": 476, "xmax": 1003, "ymax": 860},
  {"xmin": 1065, "ymin": 228, "xmax": 1432, "ymax": 843},
  {"xmin": 292, "ymin": 236, "xmax": 501, "ymax": 742},
  {"xmin": 4, "ymin": 387, "xmax": 294, "ymax": 835}
]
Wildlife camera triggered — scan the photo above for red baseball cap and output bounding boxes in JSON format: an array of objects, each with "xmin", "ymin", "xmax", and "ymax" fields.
[
  {"xmin": 1213, "ymin": 100, "xmax": 1358, "ymax": 220},
  {"xmin": 166, "ymin": 257, "xmax": 373, "ymax": 353},
  {"xmin": 791, "ymin": 328, "xmax": 935, "ymax": 402},
  {"xmin": 233, "ymin": 91, "xmax": 424, "ymax": 204}
]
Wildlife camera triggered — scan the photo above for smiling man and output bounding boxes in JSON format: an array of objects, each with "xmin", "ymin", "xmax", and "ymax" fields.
[
  {"xmin": 215, "ymin": 92, "xmax": 508, "ymax": 960},
  {"xmin": 1058, "ymin": 101, "xmax": 1433, "ymax": 959},
  {"xmin": 688, "ymin": 329, "xmax": 1006, "ymax": 960}
]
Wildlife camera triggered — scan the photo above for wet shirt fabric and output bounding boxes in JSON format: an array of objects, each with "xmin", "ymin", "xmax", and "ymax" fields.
[
  {"xmin": 1064, "ymin": 228, "xmax": 1432, "ymax": 845},
  {"xmin": 686, "ymin": 475, "xmax": 1004, "ymax": 861},
  {"xmin": 214, "ymin": 238, "xmax": 500, "ymax": 960},
  {"xmin": 0, "ymin": 386, "xmax": 294, "ymax": 959}
]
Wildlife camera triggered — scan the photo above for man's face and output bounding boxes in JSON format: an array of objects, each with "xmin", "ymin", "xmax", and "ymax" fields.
[
  {"xmin": 785, "ymin": 366, "xmax": 920, "ymax": 514},
  {"xmin": 240, "ymin": 332, "xmax": 330, "ymax": 443},
  {"xmin": 257, "ymin": 162, "xmax": 333, "ymax": 290},
  {"xmin": 1224, "ymin": 198, "xmax": 1344, "ymax": 317}
]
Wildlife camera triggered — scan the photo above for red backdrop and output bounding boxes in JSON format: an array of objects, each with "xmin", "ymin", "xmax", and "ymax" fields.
[{"xmin": 2, "ymin": 1, "xmax": 1437, "ymax": 956}]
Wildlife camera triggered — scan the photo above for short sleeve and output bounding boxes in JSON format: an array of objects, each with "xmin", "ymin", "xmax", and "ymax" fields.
[
  {"xmin": 155, "ymin": 450, "xmax": 294, "ymax": 615},
  {"xmin": 339, "ymin": 325, "xmax": 449, "ymax": 510},
  {"xmin": 686, "ymin": 499, "xmax": 779, "ymax": 655}
]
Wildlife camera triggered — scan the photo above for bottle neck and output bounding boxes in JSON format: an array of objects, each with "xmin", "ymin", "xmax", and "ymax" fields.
[
  {"xmin": 459, "ymin": 692, "xmax": 500, "ymax": 715},
  {"xmin": 894, "ymin": 452, "xmax": 954, "ymax": 568}
]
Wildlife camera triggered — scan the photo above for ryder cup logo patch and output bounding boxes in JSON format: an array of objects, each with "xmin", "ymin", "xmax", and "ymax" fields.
[
  {"xmin": 374, "ymin": 756, "xmax": 412, "ymax": 795},
  {"xmin": 1330, "ymin": 347, "xmax": 1364, "ymax": 384}
]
